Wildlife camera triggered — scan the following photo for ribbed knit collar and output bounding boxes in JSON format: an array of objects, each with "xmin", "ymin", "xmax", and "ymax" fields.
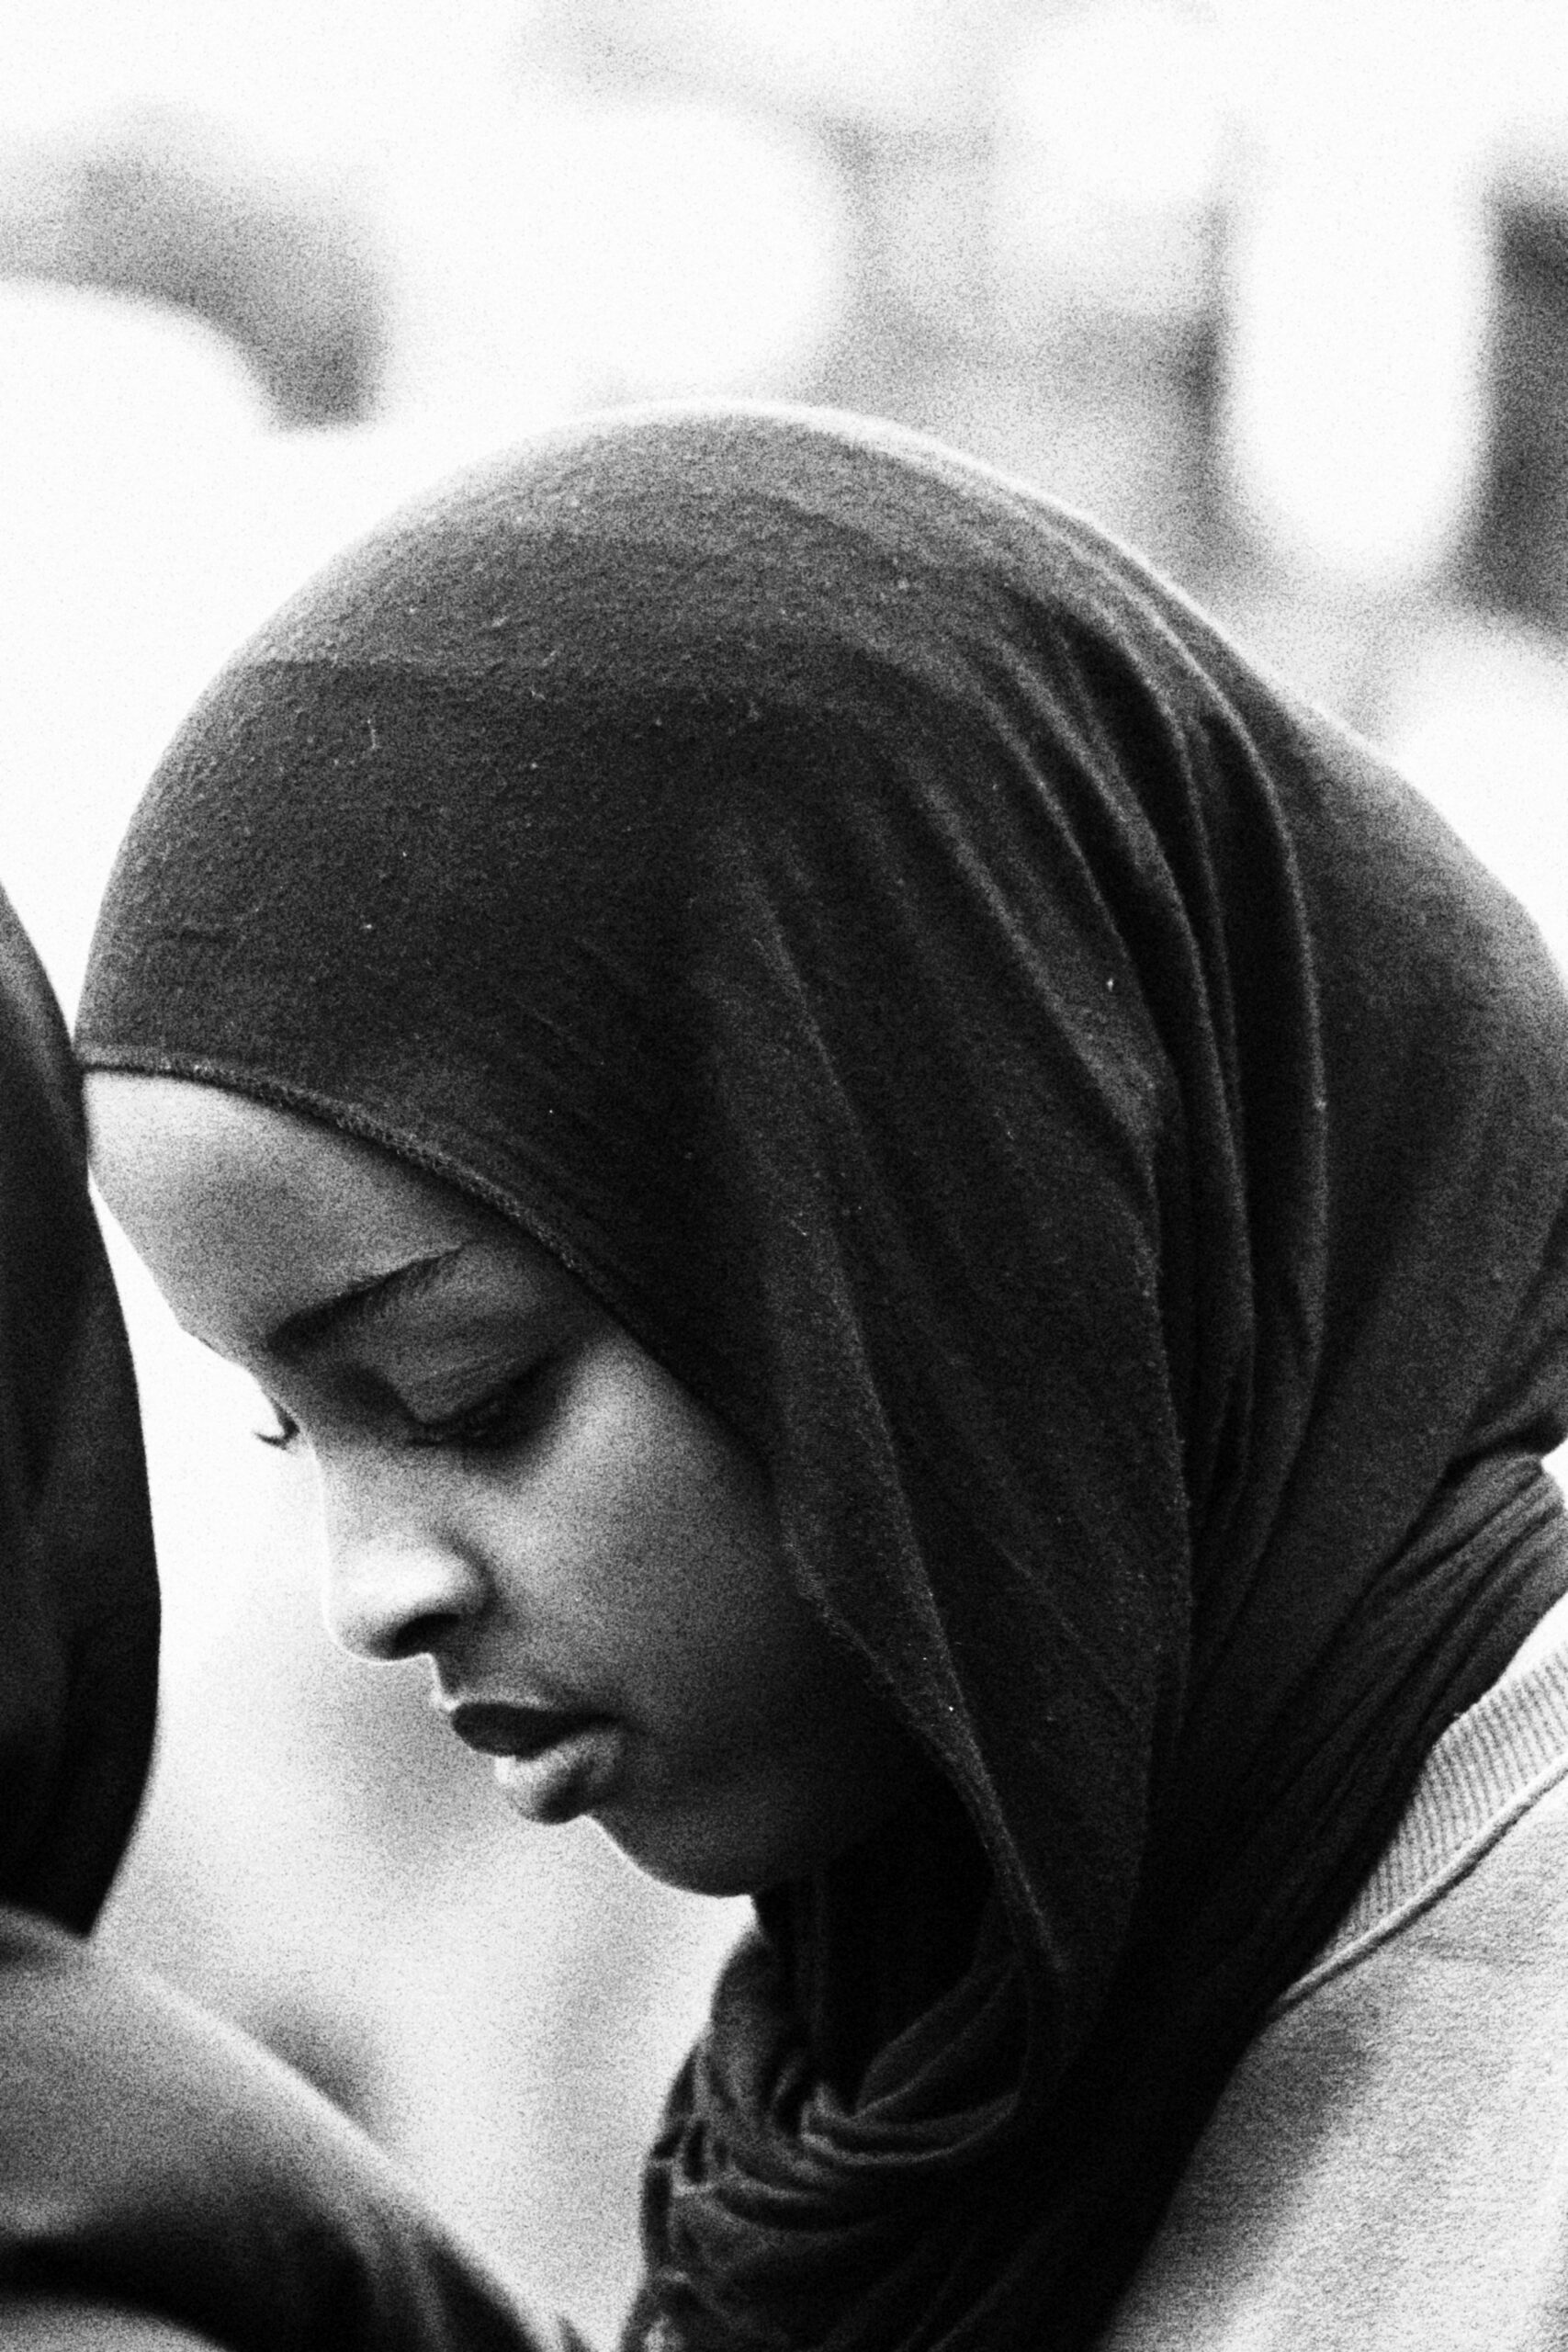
[{"xmin": 1283, "ymin": 1586, "xmax": 1568, "ymax": 2008}]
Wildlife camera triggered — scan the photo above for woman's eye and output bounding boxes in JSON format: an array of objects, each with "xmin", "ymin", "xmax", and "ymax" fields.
[
  {"xmin": 403, "ymin": 1363, "xmax": 555, "ymax": 1454},
  {"xmin": 249, "ymin": 1364, "xmax": 558, "ymax": 1457},
  {"xmin": 254, "ymin": 1404, "xmax": 301, "ymax": 1453}
]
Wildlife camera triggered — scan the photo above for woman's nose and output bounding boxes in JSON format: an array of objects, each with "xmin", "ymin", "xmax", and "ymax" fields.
[{"xmin": 321, "ymin": 1477, "xmax": 487, "ymax": 1663}]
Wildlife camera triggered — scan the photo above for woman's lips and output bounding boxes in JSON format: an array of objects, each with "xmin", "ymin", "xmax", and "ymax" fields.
[{"xmin": 446, "ymin": 1700, "xmax": 624, "ymax": 1826}]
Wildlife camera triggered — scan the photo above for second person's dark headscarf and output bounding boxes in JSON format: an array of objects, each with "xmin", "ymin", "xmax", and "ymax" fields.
[
  {"xmin": 77, "ymin": 406, "xmax": 1568, "ymax": 2348},
  {"xmin": 0, "ymin": 883, "xmax": 156, "ymax": 1931}
]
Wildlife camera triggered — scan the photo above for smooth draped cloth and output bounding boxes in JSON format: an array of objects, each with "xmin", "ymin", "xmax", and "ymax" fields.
[{"xmin": 78, "ymin": 407, "xmax": 1568, "ymax": 2349}]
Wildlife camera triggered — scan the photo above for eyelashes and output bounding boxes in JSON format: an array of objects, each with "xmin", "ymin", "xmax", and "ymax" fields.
[
  {"xmin": 404, "ymin": 1364, "xmax": 558, "ymax": 1454},
  {"xmin": 253, "ymin": 1363, "xmax": 558, "ymax": 1459}
]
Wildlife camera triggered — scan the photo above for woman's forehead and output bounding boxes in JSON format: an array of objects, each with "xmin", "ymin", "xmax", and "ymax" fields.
[{"xmin": 84, "ymin": 1073, "xmax": 515, "ymax": 1355}]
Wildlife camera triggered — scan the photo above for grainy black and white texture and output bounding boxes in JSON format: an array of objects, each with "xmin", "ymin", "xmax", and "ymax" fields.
[
  {"xmin": 79, "ymin": 404, "xmax": 1568, "ymax": 2349},
  {"xmin": 0, "ymin": 886, "xmax": 572, "ymax": 2351}
]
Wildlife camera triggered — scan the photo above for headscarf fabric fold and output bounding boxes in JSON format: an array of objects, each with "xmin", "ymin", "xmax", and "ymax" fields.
[{"xmin": 77, "ymin": 406, "xmax": 1568, "ymax": 2347}]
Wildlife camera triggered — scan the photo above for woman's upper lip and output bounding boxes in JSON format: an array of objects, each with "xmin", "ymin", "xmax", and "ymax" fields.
[{"xmin": 445, "ymin": 1698, "xmax": 607, "ymax": 1759}]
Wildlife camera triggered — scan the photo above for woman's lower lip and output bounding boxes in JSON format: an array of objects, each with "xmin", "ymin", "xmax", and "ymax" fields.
[{"xmin": 491, "ymin": 1722, "xmax": 625, "ymax": 1826}]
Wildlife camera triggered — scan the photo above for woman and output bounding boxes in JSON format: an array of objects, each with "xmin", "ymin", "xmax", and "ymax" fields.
[
  {"xmin": 78, "ymin": 405, "xmax": 1568, "ymax": 2349},
  {"xmin": 0, "ymin": 883, "xmax": 578, "ymax": 2349}
]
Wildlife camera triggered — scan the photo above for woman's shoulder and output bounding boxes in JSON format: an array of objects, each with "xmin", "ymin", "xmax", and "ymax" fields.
[{"xmin": 1100, "ymin": 1598, "xmax": 1568, "ymax": 2349}]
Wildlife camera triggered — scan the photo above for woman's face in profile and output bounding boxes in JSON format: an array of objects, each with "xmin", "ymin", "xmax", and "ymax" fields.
[{"xmin": 86, "ymin": 1077, "xmax": 911, "ymax": 1898}]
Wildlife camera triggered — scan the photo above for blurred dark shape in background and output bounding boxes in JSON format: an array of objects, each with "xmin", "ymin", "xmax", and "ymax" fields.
[
  {"xmin": 513, "ymin": 0, "xmax": 1224, "ymax": 583},
  {"xmin": 0, "ymin": 105, "xmax": 388, "ymax": 423},
  {"xmin": 1472, "ymin": 196, "xmax": 1568, "ymax": 635},
  {"xmin": 0, "ymin": 0, "xmax": 1561, "ymax": 676}
]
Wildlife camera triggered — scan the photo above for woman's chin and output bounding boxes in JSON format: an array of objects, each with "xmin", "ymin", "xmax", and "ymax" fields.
[
  {"xmin": 590, "ymin": 1806, "xmax": 800, "ymax": 1900},
  {"xmin": 589, "ymin": 1778, "xmax": 906, "ymax": 1900}
]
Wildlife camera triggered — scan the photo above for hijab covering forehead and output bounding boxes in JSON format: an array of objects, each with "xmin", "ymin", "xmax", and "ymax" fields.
[
  {"xmin": 79, "ymin": 407, "xmax": 1568, "ymax": 2346},
  {"xmin": 0, "ymin": 884, "xmax": 156, "ymax": 1930}
]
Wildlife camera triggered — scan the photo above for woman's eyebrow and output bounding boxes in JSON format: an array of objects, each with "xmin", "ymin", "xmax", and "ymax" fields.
[{"xmin": 268, "ymin": 1246, "xmax": 472, "ymax": 1361}]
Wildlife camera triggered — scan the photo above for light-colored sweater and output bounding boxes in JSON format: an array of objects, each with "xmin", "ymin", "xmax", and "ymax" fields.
[{"xmin": 1100, "ymin": 1593, "xmax": 1568, "ymax": 2350}]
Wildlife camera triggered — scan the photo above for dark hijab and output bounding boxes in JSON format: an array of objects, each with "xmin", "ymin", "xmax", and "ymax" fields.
[{"xmin": 77, "ymin": 406, "xmax": 1568, "ymax": 2349}]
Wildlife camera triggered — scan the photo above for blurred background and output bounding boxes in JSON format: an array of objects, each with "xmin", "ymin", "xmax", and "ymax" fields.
[{"xmin": 5, "ymin": 0, "xmax": 1568, "ymax": 2340}]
